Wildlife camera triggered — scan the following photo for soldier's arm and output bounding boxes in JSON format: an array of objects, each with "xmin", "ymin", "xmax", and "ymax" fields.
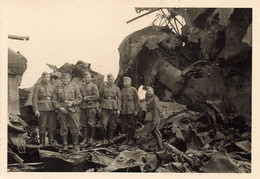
[
  {"xmin": 72, "ymin": 86, "xmax": 82, "ymax": 105},
  {"xmin": 133, "ymin": 88, "xmax": 141, "ymax": 113},
  {"xmin": 152, "ymin": 98, "xmax": 160, "ymax": 123},
  {"xmin": 99, "ymin": 86, "xmax": 104, "ymax": 98},
  {"xmin": 117, "ymin": 87, "xmax": 121, "ymax": 111},
  {"xmin": 32, "ymin": 85, "xmax": 39, "ymax": 112},
  {"xmin": 84, "ymin": 85, "xmax": 99, "ymax": 101},
  {"xmin": 98, "ymin": 86, "xmax": 104, "ymax": 104},
  {"xmin": 51, "ymin": 88, "xmax": 61, "ymax": 109}
]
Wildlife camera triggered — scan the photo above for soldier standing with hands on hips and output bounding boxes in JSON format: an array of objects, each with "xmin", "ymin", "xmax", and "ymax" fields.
[
  {"xmin": 100, "ymin": 74, "xmax": 121, "ymax": 144},
  {"xmin": 120, "ymin": 77, "xmax": 140, "ymax": 145},
  {"xmin": 79, "ymin": 71, "xmax": 99, "ymax": 146},
  {"xmin": 52, "ymin": 73, "xmax": 82, "ymax": 152},
  {"xmin": 32, "ymin": 72, "xmax": 56, "ymax": 146}
]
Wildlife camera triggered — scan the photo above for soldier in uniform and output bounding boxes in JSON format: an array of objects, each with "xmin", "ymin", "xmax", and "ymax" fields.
[
  {"xmin": 100, "ymin": 74, "xmax": 121, "ymax": 144},
  {"xmin": 79, "ymin": 71, "xmax": 99, "ymax": 146},
  {"xmin": 32, "ymin": 72, "xmax": 56, "ymax": 146},
  {"xmin": 52, "ymin": 73, "xmax": 82, "ymax": 151},
  {"xmin": 120, "ymin": 77, "xmax": 140, "ymax": 145},
  {"xmin": 138, "ymin": 86, "xmax": 163, "ymax": 151}
]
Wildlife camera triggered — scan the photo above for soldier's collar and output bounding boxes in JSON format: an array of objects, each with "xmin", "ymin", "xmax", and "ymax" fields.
[
  {"xmin": 145, "ymin": 95, "xmax": 154, "ymax": 101},
  {"xmin": 42, "ymin": 82, "xmax": 49, "ymax": 86},
  {"xmin": 85, "ymin": 81, "xmax": 92, "ymax": 85},
  {"xmin": 62, "ymin": 84, "xmax": 69, "ymax": 87}
]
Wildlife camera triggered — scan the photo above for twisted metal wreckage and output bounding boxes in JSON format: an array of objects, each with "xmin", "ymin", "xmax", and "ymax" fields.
[{"xmin": 8, "ymin": 8, "xmax": 251, "ymax": 172}]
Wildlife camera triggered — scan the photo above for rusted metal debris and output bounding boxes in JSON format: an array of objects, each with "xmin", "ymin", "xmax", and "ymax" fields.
[{"xmin": 8, "ymin": 98, "xmax": 251, "ymax": 172}]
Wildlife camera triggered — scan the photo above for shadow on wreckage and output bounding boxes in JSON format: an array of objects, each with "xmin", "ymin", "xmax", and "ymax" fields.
[{"xmin": 8, "ymin": 8, "xmax": 251, "ymax": 172}]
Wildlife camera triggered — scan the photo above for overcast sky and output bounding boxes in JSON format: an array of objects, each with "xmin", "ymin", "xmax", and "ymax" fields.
[{"xmin": 8, "ymin": 0, "xmax": 156, "ymax": 88}]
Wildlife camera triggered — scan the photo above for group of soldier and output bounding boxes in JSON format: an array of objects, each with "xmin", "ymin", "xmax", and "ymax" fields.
[{"xmin": 32, "ymin": 71, "xmax": 163, "ymax": 152}]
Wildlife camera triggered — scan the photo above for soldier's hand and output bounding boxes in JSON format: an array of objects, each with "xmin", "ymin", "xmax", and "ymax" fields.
[
  {"xmin": 59, "ymin": 107, "xmax": 67, "ymax": 114},
  {"xmin": 134, "ymin": 111, "xmax": 139, "ymax": 116},
  {"xmin": 84, "ymin": 96, "xmax": 89, "ymax": 101},
  {"xmin": 117, "ymin": 110, "xmax": 120, "ymax": 115},
  {"xmin": 35, "ymin": 110, "xmax": 40, "ymax": 118},
  {"xmin": 67, "ymin": 101, "xmax": 73, "ymax": 107}
]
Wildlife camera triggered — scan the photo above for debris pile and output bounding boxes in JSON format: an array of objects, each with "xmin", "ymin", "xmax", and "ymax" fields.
[
  {"xmin": 113, "ymin": 8, "xmax": 251, "ymax": 172},
  {"xmin": 8, "ymin": 100, "xmax": 251, "ymax": 172}
]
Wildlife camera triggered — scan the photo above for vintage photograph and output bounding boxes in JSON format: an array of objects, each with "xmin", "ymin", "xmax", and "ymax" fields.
[{"xmin": 6, "ymin": 0, "xmax": 251, "ymax": 173}]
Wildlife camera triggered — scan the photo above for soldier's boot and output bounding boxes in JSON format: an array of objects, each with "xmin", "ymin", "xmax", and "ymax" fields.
[
  {"xmin": 107, "ymin": 130, "xmax": 115, "ymax": 144},
  {"xmin": 72, "ymin": 135, "xmax": 79, "ymax": 152},
  {"xmin": 62, "ymin": 135, "xmax": 68, "ymax": 151},
  {"xmin": 100, "ymin": 127, "xmax": 108, "ymax": 144},
  {"xmin": 48, "ymin": 132, "xmax": 54, "ymax": 145},
  {"xmin": 122, "ymin": 130, "xmax": 129, "ymax": 145},
  {"xmin": 137, "ymin": 136, "xmax": 146, "ymax": 149},
  {"xmin": 80, "ymin": 128, "xmax": 88, "ymax": 146},
  {"xmin": 127, "ymin": 129, "xmax": 135, "ymax": 145},
  {"xmin": 108, "ymin": 138, "xmax": 114, "ymax": 144},
  {"xmin": 80, "ymin": 138, "xmax": 88, "ymax": 147},
  {"xmin": 89, "ymin": 127, "xmax": 96, "ymax": 143},
  {"xmin": 40, "ymin": 133, "xmax": 45, "ymax": 146}
]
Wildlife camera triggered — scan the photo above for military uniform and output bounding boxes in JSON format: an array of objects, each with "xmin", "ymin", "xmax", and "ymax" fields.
[
  {"xmin": 80, "ymin": 81, "xmax": 99, "ymax": 142},
  {"xmin": 32, "ymin": 82, "xmax": 56, "ymax": 145},
  {"xmin": 52, "ymin": 83, "xmax": 82, "ymax": 149},
  {"xmin": 100, "ymin": 83, "xmax": 121, "ymax": 141},
  {"xmin": 138, "ymin": 95, "xmax": 163, "ymax": 150},
  {"xmin": 120, "ymin": 86, "xmax": 140, "ymax": 144}
]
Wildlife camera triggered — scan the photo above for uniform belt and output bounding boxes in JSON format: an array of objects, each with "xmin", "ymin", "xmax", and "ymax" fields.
[
  {"xmin": 40, "ymin": 96, "xmax": 51, "ymax": 100},
  {"xmin": 103, "ymin": 97, "xmax": 116, "ymax": 100},
  {"xmin": 59, "ymin": 99, "xmax": 69, "ymax": 103}
]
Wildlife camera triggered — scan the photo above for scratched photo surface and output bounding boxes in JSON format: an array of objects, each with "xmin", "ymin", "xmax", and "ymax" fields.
[{"xmin": 6, "ymin": 1, "xmax": 252, "ymax": 173}]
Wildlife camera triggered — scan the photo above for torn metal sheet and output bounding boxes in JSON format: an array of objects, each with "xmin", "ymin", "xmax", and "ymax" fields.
[
  {"xmin": 200, "ymin": 151, "xmax": 241, "ymax": 173},
  {"xmin": 39, "ymin": 149, "xmax": 90, "ymax": 172},
  {"xmin": 103, "ymin": 149, "xmax": 148, "ymax": 172}
]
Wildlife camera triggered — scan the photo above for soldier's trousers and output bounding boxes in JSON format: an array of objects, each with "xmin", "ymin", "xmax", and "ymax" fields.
[
  {"xmin": 39, "ymin": 111, "xmax": 57, "ymax": 134},
  {"xmin": 139, "ymin": 121, "xmax": 162, "ymax": 147},
  {"xmin": 80, "ymin": 108, "xmax": 97, "ymax": 138},
  {"xmin": 120, "ymin": 114, "xmax": 136, "ymax": 132},
  {"xmin": 58, "ymin": 111, "xmax": 80, "ymax": 136},
  {"xmin": 100, "ymin": 109, "xmax": 118, "ymax": 139}
]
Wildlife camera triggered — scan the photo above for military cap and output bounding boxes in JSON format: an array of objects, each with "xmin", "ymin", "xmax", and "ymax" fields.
[
  {"xmin": 41, "ymin": 71, "xmax": 50, "ymax": 77},
  {"xmin": 107, "ymin": 73, "xmax": 114, "ymax": 80},
  {"xmin": 83, "ymin": 71, "xmax": 91, "ymax": 77},
  {"xmin": 61, "ymin": 73, "xmax": 71, "ymax": 78},
  {"xmin": 123, "ymin": 76, "xmax": 131, "ymax": 82},
  {"xmin": 145, "ymin": 86, "xmax": 154, "ymax": 91}
]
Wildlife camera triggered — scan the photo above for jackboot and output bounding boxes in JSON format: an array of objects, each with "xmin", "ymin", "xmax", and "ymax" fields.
[
  {"xmin": 72, "ymin": 135, "xmax": 79, "ymax": 152},
  {"xmin": 108, "ymin": 138, "xmax": 114, "ymax": 144},
  {"xmin": 90, "ymin": 127, "xmax": 96, "ymax": 143},
  {"xmin": 100, "ymin": 127, "xmax": 107, "ymax": 144},
  {"xmin": 40, "ymin": 133, "xmax": 45, "ymax": 146},
  {"xmin": 48, "ymin": 132, "xmax": 54, "ymax": 145},
  {"xmin": 137, "ymin": 136, "xmax": 146, "ymax": 150},
  {"xmin": 122, "ymin": 130, "xmax": 129, "ymax": 145},
  {"xmin": 62, "ymin": 135, "xmax": 68, "ymax": 151},
  {"xmin": 127, "ymin": 129, "xmax": 135, "ymax": 145},
  {"xmin": 80, "ymin": 128, "xmax": 88, "ymax": 146}
]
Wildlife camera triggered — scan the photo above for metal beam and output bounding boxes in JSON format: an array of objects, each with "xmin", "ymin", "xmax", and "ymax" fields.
[
  {"xmin": 8, "ymin": 35, "xmax": 29, "ymax": 41},
  {"xmin": 127, "ymin": 8, "xmax": 161, "ymax": 24}
]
